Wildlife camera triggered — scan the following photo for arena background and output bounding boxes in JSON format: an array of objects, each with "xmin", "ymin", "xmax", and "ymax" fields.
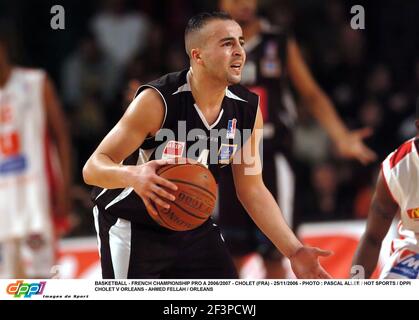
[{"xmin": 1, "ymin": 0, "xmax": 418, "ymax": 278}]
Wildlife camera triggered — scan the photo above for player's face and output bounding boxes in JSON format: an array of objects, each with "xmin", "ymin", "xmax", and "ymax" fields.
[
  {"xmin": 200, "ymin": 20, "xmax": 246, "ymax": 85},
  {"xmin": 220, "ymin": 0, "xmax": 258, "ymax": 25}
]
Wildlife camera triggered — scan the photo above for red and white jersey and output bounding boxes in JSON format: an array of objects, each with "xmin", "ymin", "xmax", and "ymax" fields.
[
  {"xmin": 380, "ymin": 138, "xmax": 419, "ymax": 279},
  {"xmin": 382, "ymin": 138, "xmax": 419, "ymax": 240},
  {"xmin": 0, "ymin": 68, "xmax": 53, "ymax": 240}
]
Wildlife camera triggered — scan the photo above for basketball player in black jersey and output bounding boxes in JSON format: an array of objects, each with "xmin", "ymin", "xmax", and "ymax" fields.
[
  {"xmin": 218, "ymin": 0, "xmax": 377, "ymax": 278},
  {"xmin": 83, "ymin": 12, "xmax": 332, "ymax": 279}
]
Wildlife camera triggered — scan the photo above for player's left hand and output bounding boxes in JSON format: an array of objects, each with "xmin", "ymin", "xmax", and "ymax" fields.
[
  {"xmin": 289, "ymin": 246, "xmax": 333, "ymax": 279},
  {"xmin": 336, "ymin": 127, "xmax": 377, "ymax": 165}
]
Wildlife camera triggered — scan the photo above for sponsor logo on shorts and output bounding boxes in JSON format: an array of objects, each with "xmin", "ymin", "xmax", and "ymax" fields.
[
  {"xmin": 6, "ymin": 280, "xmax": 46, "ymax": 298},
  {"xmin": 389, "ymin": 249, "xmax": 419, "ymax": 279}
]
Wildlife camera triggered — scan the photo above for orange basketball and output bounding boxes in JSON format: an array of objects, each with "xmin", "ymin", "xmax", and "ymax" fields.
[{"xmin": 149, "ymin": 160, "xmax": 217, "ymax": 231}]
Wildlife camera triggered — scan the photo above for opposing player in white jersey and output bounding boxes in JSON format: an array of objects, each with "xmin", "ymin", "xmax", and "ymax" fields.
[
  {"xmin": 0, "ymin": 24, "xmax": 72, "ymax": 278},
  {"xmin": 352, "ymin": 103, "xmax": 419, "ymax": 279}
]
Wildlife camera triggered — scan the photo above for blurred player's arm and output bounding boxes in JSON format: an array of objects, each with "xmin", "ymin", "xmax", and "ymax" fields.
[
  {"xmin": 44, "ymin": 75, "xmax": 72, "ymax": 217},
  {"xmin": 82, "ymin": 89, "xmax": 177, "ymax": 216},
  {"xmin": 287, "ymin": 39, "xmax": 376, "ymax": 164},
  {"xmin": 232, "ymin": 108, "xmax": 332, "ymax": 278},
  {"xmin": 351, "ymin": 171, "xmax": 398, "ymax": 278}
]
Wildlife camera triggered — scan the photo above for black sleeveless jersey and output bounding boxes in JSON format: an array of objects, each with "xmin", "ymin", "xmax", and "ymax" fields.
[
  {"xmin": 91, "ymin": 69, "xmax": 259, "ymax": 224},
  {"xmin": 241, "ymin": 28, "xmax": 296, "ymax": 156}
]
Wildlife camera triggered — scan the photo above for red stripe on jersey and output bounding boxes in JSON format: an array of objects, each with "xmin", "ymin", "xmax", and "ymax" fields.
[{"xmin": 389, "ymin": 141, "xmax": 412, "ymax": 169}]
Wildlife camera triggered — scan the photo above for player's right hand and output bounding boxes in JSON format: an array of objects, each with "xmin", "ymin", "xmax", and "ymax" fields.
[{"xmin": 128, "ymin": 159, "xmax": 178, "ymax": 216}]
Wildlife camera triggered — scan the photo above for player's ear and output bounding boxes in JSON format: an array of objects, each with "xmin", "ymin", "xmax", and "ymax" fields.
[{"xmin": 191, "ymin": 48, "xmax": 203, "ymax": 65}]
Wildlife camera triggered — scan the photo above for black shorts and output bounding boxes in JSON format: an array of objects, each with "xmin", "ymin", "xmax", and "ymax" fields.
[
  {"xmin": 93, "ymin": 206, "xmax": 238, "ymax": 279},
  {"xmin": 217, "ymin": 153, "xmax": 295, "ymax": 260}
]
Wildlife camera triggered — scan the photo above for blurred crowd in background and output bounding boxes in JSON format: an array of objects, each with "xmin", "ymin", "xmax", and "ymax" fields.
[{"xmin": 1, "ymin": 0, "xmax": 418, "ymax": 236}]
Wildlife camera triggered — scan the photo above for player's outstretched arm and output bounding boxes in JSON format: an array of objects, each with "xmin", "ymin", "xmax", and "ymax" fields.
[
  {"xmin": 232, "ymin": 108, "xmax": 332, "ymax": 278},
  {"xmin": 287, "ymin": 39, "xmax": 377, "ymax": 165},
  {"xmin": 351, "ymin": 171, "xmax": 398, "ymax": 278},
  {"xmin": 82, "ymin": 89, "xmax": 177, "ymax": 216}
]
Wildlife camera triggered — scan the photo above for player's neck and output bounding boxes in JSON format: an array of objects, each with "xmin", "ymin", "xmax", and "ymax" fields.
[
  {"xmin": 241, "ymin": 18, "xmax": 261, "ymax": 43},
  {"xmin": 0, "ymin": 63, "xmax": 12, "ymax": 88},
  {"xmin": 188, "ymin": 69, "xmax": 226, "ymax": 111}
]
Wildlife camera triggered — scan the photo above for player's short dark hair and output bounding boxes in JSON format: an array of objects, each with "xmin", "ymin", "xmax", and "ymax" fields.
[
  {"xmin": 184, "ymin": 12, "xmax": 233, "ymax": 57},
  {"xmin": 185, "ymin": 11, "xmax": 233, "ymax": 38}
]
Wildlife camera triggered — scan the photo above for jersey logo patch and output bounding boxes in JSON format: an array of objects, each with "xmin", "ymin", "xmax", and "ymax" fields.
[
  {"xmin": 407, "ymin": 208, "xmax": 419, "ymax": 220},
  {"xmin": 226, "ymin": 119, "xmax": 237, "ymax": 139},
  {"xmin": 218, "ymin": 144, "xmax": 237, "ymax": 165},
  {"xmin": 162, "ymin": 140, "xmax": 185, "ymax": 159}
]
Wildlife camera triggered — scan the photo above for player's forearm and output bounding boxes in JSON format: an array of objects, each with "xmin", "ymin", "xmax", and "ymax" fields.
[
  {"xmin": 304, "ymin": 90, "xmax": 349, "ymax": 144},
  {"xmin": 237, "ymin": 184, "xmax": 303, "ymax": 258},
  {"xmin": 351, "ymin": 234, "xmax": 382, "ymax": 279},
  {"xmin": 83, "ymin": 153, "xmax": 134, "ymax": 189}
]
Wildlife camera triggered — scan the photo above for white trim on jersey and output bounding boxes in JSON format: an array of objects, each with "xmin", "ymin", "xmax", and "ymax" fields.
[
  {"xmin": 105, "ymin": 187, "xmax": 135, "ymax": 210},
  {"xmin": 193, "ymin": 104, "xmax": 224, "ymax": 130},
  {"xmin": 225, "ymin": 89, "xmax": 247, "ymax": 102},
  {"xmin": 172, "ymin": 70, "xmax": 192, "ymax": 95},
  {"xmin": 172, "ymin": 81, "xmax": 191, "ymax": 95},
  {"xmin": 93, "ymin": 206, "xmax": 101, "ymax": 258},
  {"xmin": 95, "ymin": 188, "xmax": 108, "ymax": 201},
  {"xmin": 109, "ymin": 218, "xmax": 131, "ymax": 279},
  {"xmin": 172, "ymin": 70, "xmax": 247, "ymax": 130},
  {"xmin": 102, "ymin": 148, "xmax": 155, "ymax": 210},
  {"xmin": 134, "ymin": 84, "xmax": 168, "ymax": 141},
  {"xmin": 173, "ymin": 70, "xmax": 248, "ymax": 102}
]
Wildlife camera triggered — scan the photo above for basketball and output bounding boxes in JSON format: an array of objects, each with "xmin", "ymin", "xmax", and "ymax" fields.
[{"xmin": 148, "ymin": 160, "xmax": 217, "ymax": 231}]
